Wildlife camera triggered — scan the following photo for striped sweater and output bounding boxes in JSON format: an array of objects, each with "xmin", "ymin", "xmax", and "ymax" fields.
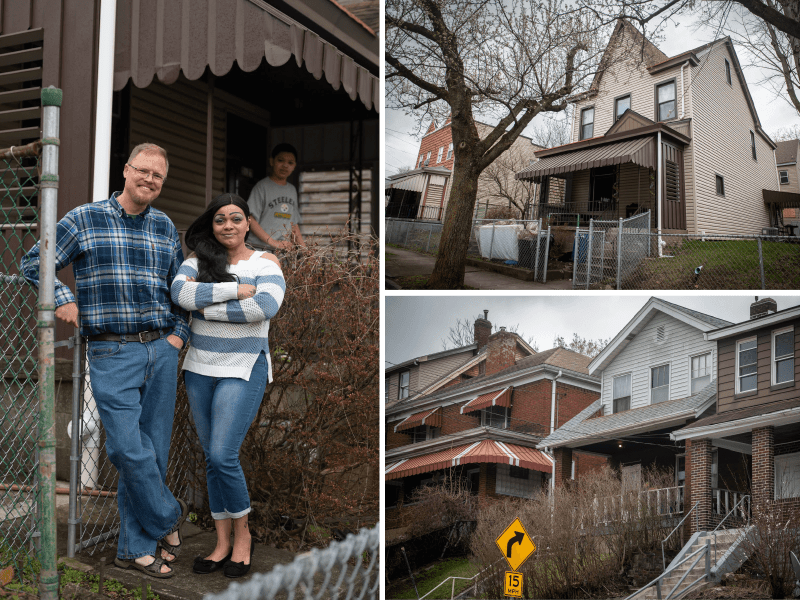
[{"xmin": 171, "ymin": 252, "xmax": 286, "ymax": 381}]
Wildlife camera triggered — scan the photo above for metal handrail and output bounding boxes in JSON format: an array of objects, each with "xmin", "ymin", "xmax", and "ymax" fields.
[
  {"xmin": 712, "ymin": 494, "xmax": 750, "ymax": 564},
  {"xmin": 662, "ymin": 501, "xmax": 699, "ymax": 571},
  {"xmin": 418, "ymin": 558, "xmax": 505, "ymax": 600},
  {"xmin": 623, "ymin": 541, "xmax": 710, "ymax": 600}
]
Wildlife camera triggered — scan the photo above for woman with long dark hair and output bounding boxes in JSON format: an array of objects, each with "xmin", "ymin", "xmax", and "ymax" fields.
[{"xmin": 171, "ymin": 193, "xmax": 285, "ymax": 578}]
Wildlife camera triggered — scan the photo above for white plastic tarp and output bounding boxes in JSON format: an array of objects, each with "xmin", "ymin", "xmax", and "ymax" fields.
[{"xmin": 477, "ymin": 224, "xmax": 524, "ymax": 260}]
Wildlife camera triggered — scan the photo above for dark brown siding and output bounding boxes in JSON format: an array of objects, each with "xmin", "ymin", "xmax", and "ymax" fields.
[{"xmin": 717, "ymin": 317, "xmax": 800, "ymax": 413}]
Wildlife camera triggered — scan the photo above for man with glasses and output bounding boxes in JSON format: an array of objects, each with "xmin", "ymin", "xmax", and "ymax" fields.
[{"xmin": 21, "ymin": 143, "xmax": 189, "ymax": 578}]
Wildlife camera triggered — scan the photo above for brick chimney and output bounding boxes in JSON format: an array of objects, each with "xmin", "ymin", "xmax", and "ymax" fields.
[
  {"xmin": 485, "ymin": 327, "xmax": 517, "ymax": 375},
  {"xmin": 474, "ymin": 310, "xmax": 492, "ymax": 350},
  {"xmin": 750, "ymin": 297, "xmax": 777, "ymax": 320}
]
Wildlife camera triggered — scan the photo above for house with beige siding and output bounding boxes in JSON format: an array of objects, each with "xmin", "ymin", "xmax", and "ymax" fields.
[
  {"xmin": 517, "ymin": 20, "xmax": 778, "ymax": 236},
  {"xmin": 385, "ymin": 312, "xmax": 603, "ymax": 529},
  {"xmin": 539, "ymin": 297, "xmax": 733, "ymax": 524},
  {"xmin": 672, "ymin": 297, "xmax": 800, "ymax": 528},
  {"xmin": 386, "ymin": 119, "xmax": 541, "ymax": 221},
  {"xmin": 775, "ymin": 139, "xmax": 800, "ymax": 232}
]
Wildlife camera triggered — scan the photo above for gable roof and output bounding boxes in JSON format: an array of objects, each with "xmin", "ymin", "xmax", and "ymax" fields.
[
  {"xmin": 588, "ymin": 297, "xmax": 733, "ymax": 374},
  {"xmin": 776, "ymin": 139, "xmax": 800, "ymax": 165},
  {"xmin": 538, "ymin": 380, "xmax": 717, "ymax": 449}
]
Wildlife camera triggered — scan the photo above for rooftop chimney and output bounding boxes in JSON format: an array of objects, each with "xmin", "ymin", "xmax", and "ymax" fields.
[
  {"xmin": 474, "ymin": 310, "xmax": 492, "ymax": 350},
  {"xmin": 750, "ymin": 297, "xmax": 777, "ymax": 320},
  {"xmin": 486, "ymin": 329, "xmax": 517, "ymax": 376}
]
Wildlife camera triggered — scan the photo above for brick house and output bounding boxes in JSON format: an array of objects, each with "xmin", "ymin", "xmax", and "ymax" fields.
[
  {"xmin": 517, "ymin": 20, "xmax": 781, "ymax": 235},
  {"xmin": 385, "ymin": 313, "xmax": 604, "ymax": 527},
  {"xmin": 774, "ymin": 139, "xmax": 800, "ymax": 233},
  {"xmin": 385, "ymin": 119, "xmax": 541, "ymax": 221},
  {"xmin": 538, "ymin": 298, "xmax": 734, "ymax": 524},
  {"xmin": 671, "ymin": 297, "xmax": 800, "ymax": 529}
]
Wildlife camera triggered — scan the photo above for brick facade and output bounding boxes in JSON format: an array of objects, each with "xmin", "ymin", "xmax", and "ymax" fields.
[
  {"xmin": 486, "ymin": 331, "xmax": 517, "ymax": 375},
  {"xmin": 415, "ymin": 120, "xmax": 456, "ymax": 171},
  {"xmin": 574, "ymin": 451, "xmax": 608, "ymax": 478},
  {"xmin": 386, "ymin": 427, "xmax": 412, "ymax": 450},
  {"xmin": 441, "ymin": 403, "xmax": 481, "ymax": 435},
  {"xmin": 752, "ymin": 426, "xmax": 775, "ymax": 511},
  {"xmin": 689, "ymin": 438, "xmax": 712, "ymax": 532},
  {"xmin": 553, "ymin": 447, "xmax": 573, "ymax": 488}
]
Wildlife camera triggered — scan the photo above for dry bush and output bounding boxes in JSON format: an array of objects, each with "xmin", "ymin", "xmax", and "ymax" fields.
[
  {"xmin": 173, "ymin": 235, "xmax": 378, "ymax": 548},
  {"xmin": 741, "ymin": 502, "xmax": 800, "ymax": 599},
  {"xmin": 471, "ymin": 465, "xmax": 677, "ymax": 598},
  {"xmin": 405, "ymin": 472, "xmax": 477, "ymax": 539},
  {"xmin": 484, "ymin": 205, "xmax": 521, "ymax": 220}
]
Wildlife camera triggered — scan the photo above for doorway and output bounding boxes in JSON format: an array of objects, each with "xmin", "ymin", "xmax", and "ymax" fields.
[{"xmin": 226, "ymin": 113, "xmax": 269, "ymax": 201}]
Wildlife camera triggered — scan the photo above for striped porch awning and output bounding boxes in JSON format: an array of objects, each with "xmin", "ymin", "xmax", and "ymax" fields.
[
  {"xmin": 384, "ymin": 440, "xmax": 551, "ymax": 480},
  {"xmin": 394, "ymin": 407, "xmax": 443, "ymax": 432},
  {"xmin": 460, "ymin": 387, "xmax": 512, "ymax": 414}
]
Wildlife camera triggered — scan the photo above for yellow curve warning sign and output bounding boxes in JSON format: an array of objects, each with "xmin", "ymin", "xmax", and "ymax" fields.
[
  {"xmin": 504, "ymin": 571, "xmax": 523, "ymax": 597},
  {"xmin": 495, "ymin": 518, "xmax": 536, "ymax": 571}
]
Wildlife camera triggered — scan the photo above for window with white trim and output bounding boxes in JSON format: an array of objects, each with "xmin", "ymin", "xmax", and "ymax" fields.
[
  {"xmin": 437, "ymin": 146, "xmax": 444, "ymax": 163},
  {"xmin": 780, "ymin": 170, "xmax": 789, "ymax": 185},
  {"xmin": 612, "ymin": 373, "xmax": 631, "ymax": 413},
  {"xmin": 481, "ymin": 405, "xmax": 510, "ymax": 429},
  {"xmin": 496, "ymin": 464, "xmax": 538, "ymax": 498},
  {"xmin": 775, "ymin": 452, "xmax": 800, "ymax": 499},
  {"xmin": 580, "ymin": 107, "xmax": 594, "ymax": 140},
  {"xmin": 773, "ymin": 327, "xmax": 794, "ymax": 385},
  {"xmin": 725, "ymin": 58, "xmax": 732, "ymax": 85},
  {"xmin": 447, "ymin": 143, "xmax": 453, "ymax": 160},
  {"xmin": 651, "ymin": 364, "xmax": 670, "ymax": 403},
  {"xmin": 407, "ymin": 424, "xmax": 440, "ymax": 443},
  {"xmin": 691, "ymin": 353, "xmax": 712, "ymax": 394},
  {"xmin": 418, "ymin": 155, "xmax": 424, "ymax": 168},
  {"xmin": 399, "ymin": 370, "xmax": 410, "ymax": 399},
  {"xmin": 424, "ymin": 151, "xmax": 431, "ymax": 166},
  {"xmin": 736, "ymin": 337, "xmax": 758, "ymax": 393},
  {"xmin": 615, "ymin": 94, "xmax": 631, "ymax": 122},
  {"xmin": 656, "ymin": 81, "xmax": 676, "ymax": 121},
  {"xmin": 750, "ymin": 130, "xmax": 757, "ymax": 160}
]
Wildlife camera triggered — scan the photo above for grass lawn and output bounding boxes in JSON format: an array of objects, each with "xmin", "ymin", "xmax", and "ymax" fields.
[
  {"xmin": 623, "ymin": 238, "xmax": 800, "ymax": 289},
  {"xmin": 387, "ymin": 557, "xmax": 480, "ymax": 600}
]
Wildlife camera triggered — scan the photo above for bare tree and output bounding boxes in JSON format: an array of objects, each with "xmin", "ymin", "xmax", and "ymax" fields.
[
  {"xmin": 530, "ymin": 111, "xmax": 573, "ymax": 149},
  {"xmin": 479, "ymin": 150, "xmax": 538, "ymax": 217},
  {"xmin": 442, "ymin": 315, "xmax": 538, "ymax": 350},
  {"xmin": 553, "ymin": 333, "xmax": 611, "ymax": 357},
  {"xmin": 386, "ymin": 0, "xmax": 613, "ymax": 288},
  {"xmin": 773, "ymin": 124, "xmax": 800, "ymax": 141}
]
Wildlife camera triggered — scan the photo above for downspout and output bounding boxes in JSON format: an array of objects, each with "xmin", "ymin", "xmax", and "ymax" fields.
[
  {"xmin": 550, "ymin": 370, "xmax": 562, "ymax": 433},
  {"xmin": 680, "ymin": 61, "xmax": 689, "ymax": 119},
  {"xmin": 92, "ymin": 0, "xmax": 118, "ymax": 202},
  {"xmin": 657, "ymin": 130, "xmax": 663, "ymax": 257}
]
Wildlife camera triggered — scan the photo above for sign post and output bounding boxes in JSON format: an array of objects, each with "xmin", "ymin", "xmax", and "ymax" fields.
[{"xmin": 496, "ymin": 518, "xmax": 536, "ymax": 598}]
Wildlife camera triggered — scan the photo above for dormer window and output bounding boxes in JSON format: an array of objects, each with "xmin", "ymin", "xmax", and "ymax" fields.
[
  {"xmin": 614, "ymin": 94, "xmax": 631, "ymax": 122},
  {"xmin": 399, "ymin": 370, "xmax": 410, "ymax": 399},
  {"xmin": 481, "ymin": 406, "xmax": 510, "ymax": 429},
  {"xmin": 656, "ymin": 80, "xmax": 676, "ymax": 121},
  {"xmin": 580, "ymin": 107, "xmax": 594, "ymax": 140}
]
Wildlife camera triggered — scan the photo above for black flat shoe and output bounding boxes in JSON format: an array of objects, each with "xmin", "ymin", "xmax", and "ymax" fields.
[
  {"xmin": 193, "ymin": 549, "xmax": 232, "ymax": 574},
  {"xmin": 224, "ymin": 539, "xmax": 255, "ymax": 578}
]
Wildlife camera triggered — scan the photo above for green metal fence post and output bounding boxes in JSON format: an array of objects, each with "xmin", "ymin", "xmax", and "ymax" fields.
[{"xmin": 37, "ymin": 85, "xmax": 62, "ymax": 600}]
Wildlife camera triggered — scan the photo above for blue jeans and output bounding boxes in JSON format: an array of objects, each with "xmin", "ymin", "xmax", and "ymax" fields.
[
  {"xmin": 184, "ymin": 353, "xmax": 268, "ymax": 520},
  {"xmin": 87, "ymin": 336, "xmax": 183, "ymax": 559}
]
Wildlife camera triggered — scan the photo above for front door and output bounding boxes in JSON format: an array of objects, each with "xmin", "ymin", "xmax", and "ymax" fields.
[{"xmin": 661, "ymin": 142, "xmax": 686, "ymax": 230}]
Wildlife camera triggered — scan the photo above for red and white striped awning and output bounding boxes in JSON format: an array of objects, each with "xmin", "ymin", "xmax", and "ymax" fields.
[
  {"xmin": 394, "ymin": 407, "xmax": 443, "ymax": 432},
  {"xmin": 460, "ymin": 387, "xmax": 512, "ymax": 414},
  {"xmin": 384, "ymin": 440, "xmax": 551, "ymax": 480}
]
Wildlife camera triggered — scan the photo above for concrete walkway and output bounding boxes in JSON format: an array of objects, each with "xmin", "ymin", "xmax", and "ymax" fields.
[{"xmin": 385, "ymin": 247, "xmax": 573, "ymax": 290}]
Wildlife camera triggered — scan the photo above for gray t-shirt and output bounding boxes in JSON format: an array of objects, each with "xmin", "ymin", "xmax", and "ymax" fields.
[{"xmin": 246, "ymin": 177, "xmax": 301, "ymax": 248}]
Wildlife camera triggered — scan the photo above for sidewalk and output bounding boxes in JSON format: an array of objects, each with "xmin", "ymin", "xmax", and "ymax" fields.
[{"xmin": 385, "ymin": 247, "xmax": 573, "ymax": 290}]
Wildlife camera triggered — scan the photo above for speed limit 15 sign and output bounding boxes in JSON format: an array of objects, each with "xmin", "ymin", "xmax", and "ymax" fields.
[{"xmin": 504, "ymin": 571, "xmax": 523, "ymax": 598}]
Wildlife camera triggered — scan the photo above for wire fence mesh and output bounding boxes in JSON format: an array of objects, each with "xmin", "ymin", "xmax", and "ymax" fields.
[
  {"xmin": 0, "ymin": 141, "xmax": 43, "ymax": 580},
  {"xmin": 205, "ymin": 524, "xmax": 379, "ymax": 600}
]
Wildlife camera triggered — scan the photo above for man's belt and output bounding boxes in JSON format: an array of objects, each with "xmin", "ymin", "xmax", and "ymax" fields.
[{"xmin": 88, "ymin": 329, "xmax": 168, "ymax": 343}]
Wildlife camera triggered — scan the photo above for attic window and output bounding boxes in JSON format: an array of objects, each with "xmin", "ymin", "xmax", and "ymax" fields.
[
  {"xmin": 725, "ymin": 59, "xmax": 732, "ymax": 85},
  {"xmin": 654, "ymin": 325, "xmax": 667, "ymax": 344}
]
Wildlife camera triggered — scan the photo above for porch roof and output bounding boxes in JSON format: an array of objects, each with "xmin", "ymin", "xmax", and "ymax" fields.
[
  {"xmin": 114, "ymin": 0, "xmax": 378, "ymax": 112},
  {"xmin": 384, "ymin": 439, "xmax": 552, "ymax": 480},
  {"xmin": 538, "ymin": 380, "xmax": 717, "ymax": 450},
  {"xmin": 763, "ymin": 189, "xmax": 800, "ymax": 208},
  {"xmin": 516, "ymin": 137, "xmax": 655, "ymax": 181}
]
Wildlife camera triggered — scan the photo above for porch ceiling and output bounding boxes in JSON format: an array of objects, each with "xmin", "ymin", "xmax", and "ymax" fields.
[{"xmin": 516, "ymin": 137, "xmax": 655, "ymax": 181}]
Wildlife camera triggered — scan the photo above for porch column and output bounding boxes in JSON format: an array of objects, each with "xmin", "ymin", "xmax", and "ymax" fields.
[
  {"xmin": 752, "ymin": 426, "xmax": 775, "ymax": 515},
  {"xmin": 553, "ymin": 447, "xmax": 573, "ymax": 488},
  {"xmin": 689, "ymin": 438, "xmax": 712, "ymax": 532},
  {"xmin": 478, "ymin": 463, "xmax": 496, "ymax": 498}
]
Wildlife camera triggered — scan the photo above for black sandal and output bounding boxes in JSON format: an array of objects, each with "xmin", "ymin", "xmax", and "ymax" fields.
[
  {"xmin": 114, "ymin": 556, "xmax": 174, "ymax": 579},
  {"xmin": 160, "ymin": 498, "xmax": 188, "ymax": 562}
]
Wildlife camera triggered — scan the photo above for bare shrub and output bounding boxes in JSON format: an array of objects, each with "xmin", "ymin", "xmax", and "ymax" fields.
[
  {"xmin": 405, "ymin": 471, "xmax": 477, "ymax": 539},
  {"xmin": 471, "ymin": 465, "xmax": 677, "ymax": 598},
  {"xmin": 484, "ymin": 206, "xmax": 521, "ymax": 220},
  {"xmin": 173, "ymin": 235, "xmax": 378, "ymax": 548},
  {"xmin": 741, "ymin": 502, "xmax": 800, "ymax": 599}
]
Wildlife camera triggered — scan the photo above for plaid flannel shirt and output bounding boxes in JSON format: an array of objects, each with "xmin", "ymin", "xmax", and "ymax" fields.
[{"xmin": 21, "ymin": 193, "xmax": 190, "ymax": 341}]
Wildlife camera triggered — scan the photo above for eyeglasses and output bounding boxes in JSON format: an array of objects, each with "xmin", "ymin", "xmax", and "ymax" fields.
[{"xmin": 126, "ymin": 163, "xmax": 166, "ymax": 183}]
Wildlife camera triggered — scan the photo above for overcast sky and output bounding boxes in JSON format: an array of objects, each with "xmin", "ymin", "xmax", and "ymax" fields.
[
  {"xmin": 385, "ymin": 294, "xmax": 800, "ymax": 368},
  {"xmin": 386, "ymin": 16, "xmax": 800, "ymax": 176}
]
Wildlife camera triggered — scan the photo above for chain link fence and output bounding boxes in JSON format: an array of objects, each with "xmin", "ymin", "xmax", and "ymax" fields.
[
  {"xmin": 572, "ymin": 213, "xmax": 800, "ymax": 289},
  {"xmin": 0, "ymin": 141, "xmax": 44, "ymax": 580},
  {"xmin": 386, "ymin": 218, "xmax": 552, "ymax": 282},
  {"xmin": 206, "ymin": 524, "xmax": 379, "ymax": 600}
]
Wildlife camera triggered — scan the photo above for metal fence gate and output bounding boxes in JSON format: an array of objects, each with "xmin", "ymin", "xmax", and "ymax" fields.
[{"xmin": 0, "ymin": 88, "xmax": 61, "ymax": 600}]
